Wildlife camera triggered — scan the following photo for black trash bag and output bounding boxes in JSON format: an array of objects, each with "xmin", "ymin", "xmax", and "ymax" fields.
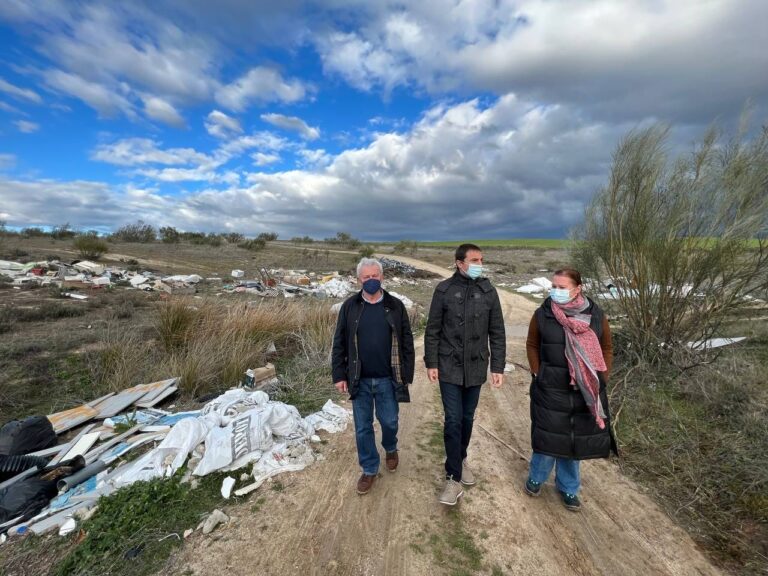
[
  {"xmin": 0, "ymin": 455, "xmax": 50, "ymax": 483},
  {"xmin": 0, "ymin": 416, "xmax": 58, "ymax": 456},
  {"xmin": 0, "ymin": 455, "xmax": 85, "ymax": 525}
]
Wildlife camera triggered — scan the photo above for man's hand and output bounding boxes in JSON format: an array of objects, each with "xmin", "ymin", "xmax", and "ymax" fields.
[
  {"xmin": 427, "ymin": 368, "xmax": 439, "ymax": 383},
  {"xmin": 490, "ymin": 372, "xmax": 503, "ymax": 389},
  {"xmin": 334, "ymin": 380, "xmax": 348, "ymax": 393}
]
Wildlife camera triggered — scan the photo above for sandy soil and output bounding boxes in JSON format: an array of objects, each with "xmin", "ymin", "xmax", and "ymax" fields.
[{"xmin": 172, "ymin": 258, "xmax": 722, "ymax": 576}]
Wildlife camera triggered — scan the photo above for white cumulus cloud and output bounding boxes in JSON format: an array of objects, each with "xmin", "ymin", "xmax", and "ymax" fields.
[
  {"xmin": 205, "ymin": 110, "xmax": 243, "ymax": 139},
  {"xmin": 142, "ymin": 96, "xmax": 186, "ymax": 128},
  {"xmin": 216, "ymin": 67, "xmax": 308, "ymax": 111}
]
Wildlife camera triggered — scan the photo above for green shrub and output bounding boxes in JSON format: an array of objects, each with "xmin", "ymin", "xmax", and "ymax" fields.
[
  {"xmin": 238, "ymin": 238, "xmax": 266, "ymax": 251},
  {"xmin": 73, "ymin": 235, "xmax": 109, "ymax": 259}
]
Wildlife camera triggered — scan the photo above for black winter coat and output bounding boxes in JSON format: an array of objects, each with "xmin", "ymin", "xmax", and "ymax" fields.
[
  {"xmin": 530, "ymin": 298, "xmax": 617, "ymax": 460},
  {"xmin": 424, "ymin": 272, "xmax": 506, "ymax": 387},
  {"xmin": 331, "ymin": 290, "xmax": 415, "ymax": 402}
]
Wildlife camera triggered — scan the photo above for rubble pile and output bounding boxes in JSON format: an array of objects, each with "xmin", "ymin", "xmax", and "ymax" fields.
[
  {"xmin": 0, "ymin": 370, "xmax": 351, "ymax": 540},
  {"xmin": 0, "ymin": 259, "xmax": 203, "ymax": 296}
]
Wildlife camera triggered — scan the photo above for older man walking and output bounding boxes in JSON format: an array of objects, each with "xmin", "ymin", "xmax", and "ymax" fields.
[
  {"xmin": 425, "ymin": 243, "xmax": 506, "ymax": 505},
  {"xmin": 332, "ymin": 257, "xmax": 415, "ymax": 495}
]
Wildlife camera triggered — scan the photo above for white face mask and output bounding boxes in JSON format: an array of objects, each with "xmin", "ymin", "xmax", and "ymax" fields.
[{"xmin": 549, "ymin": 287, "xmax": 573, "ymax": 304}]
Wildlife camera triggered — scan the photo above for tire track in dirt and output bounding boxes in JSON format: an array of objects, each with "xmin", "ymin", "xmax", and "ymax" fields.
[{"xmin": 173, "ymin": 260, "xmax": 724, "ymax": 576}]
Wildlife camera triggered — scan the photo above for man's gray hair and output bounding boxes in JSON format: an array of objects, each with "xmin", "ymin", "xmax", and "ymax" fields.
[{"xmin": 356, "ymin": 257, "xmax": 383, "ymax": 278}]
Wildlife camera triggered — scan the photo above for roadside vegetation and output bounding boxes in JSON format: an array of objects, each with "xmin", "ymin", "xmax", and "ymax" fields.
[{"xmin": 573, "ymin": 120, "xmax": 768, "ymax": 574}]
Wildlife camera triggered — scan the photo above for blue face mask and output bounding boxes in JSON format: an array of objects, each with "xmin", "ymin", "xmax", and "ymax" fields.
[
  {"xmin": 362, "ymin": 278, "xmax": 381, "ymax": 295},
  {"xmin": 549, "ymin": 287, "xmax": 573, "ymax": 304},
  {"xmin": 466, "ymin": 264, "xmax": 483, "ymax": 279}
]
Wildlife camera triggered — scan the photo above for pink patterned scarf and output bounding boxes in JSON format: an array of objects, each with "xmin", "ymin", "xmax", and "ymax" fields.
[{"xmin": 550, "ymin": 294, "xmax": 607, "ymax": 429}]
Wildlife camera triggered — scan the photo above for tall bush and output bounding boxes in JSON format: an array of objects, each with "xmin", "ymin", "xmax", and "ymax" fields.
[{"xmin": 573, "ymin": 121, "xmax": 768, "ymax": 364}]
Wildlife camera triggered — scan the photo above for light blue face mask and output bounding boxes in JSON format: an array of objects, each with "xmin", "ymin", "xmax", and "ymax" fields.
[
  {"xmin": 466, "ymin": 264, "xmax": 483, "ymax": 279},
  {"xmin": 549, "ymin": 287, "xmax": 573, "ymax": 304}
]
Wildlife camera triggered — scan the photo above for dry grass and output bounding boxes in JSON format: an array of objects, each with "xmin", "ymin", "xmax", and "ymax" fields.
[
  {"xmin": 612, "ymin": 318, "xmax": 768, "ymax": 574},
  {"xmin": 147, "ymin": 299, "xmax": 335, "ymax": 397}
]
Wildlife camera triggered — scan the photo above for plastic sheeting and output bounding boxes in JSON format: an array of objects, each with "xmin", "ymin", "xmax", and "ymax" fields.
[
  {"xmin": 110, "ymin": 414, "xmax": 221, "ymax": 486},
  {"xmin": 108, "ymin": 391, "xmax": 350, "ymax": 488}
]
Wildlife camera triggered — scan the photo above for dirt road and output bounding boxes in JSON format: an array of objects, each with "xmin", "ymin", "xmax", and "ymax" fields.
[{"xmin": 174, "ymin": 258, "xmax": 722, "ymax": 576}]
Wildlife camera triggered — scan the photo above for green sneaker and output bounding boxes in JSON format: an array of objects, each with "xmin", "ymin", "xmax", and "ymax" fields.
[
  {"xmin": 559, "ymin": 491, "xmax": 581, "ymax": 511},
  {"xmin": 524, "ymin": 478, "xmax": 542, "ymax": 497}
]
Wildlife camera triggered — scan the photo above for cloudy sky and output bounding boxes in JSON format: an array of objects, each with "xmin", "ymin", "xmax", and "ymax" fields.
[{"xmin": 0, "ymin": 0, "xmax": 766, "ymax": 240}]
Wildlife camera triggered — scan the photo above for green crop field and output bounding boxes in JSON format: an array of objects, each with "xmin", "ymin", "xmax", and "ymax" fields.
[{"xmin": 416, "ymin": 238, "xmax": 570, "ymax": 249}]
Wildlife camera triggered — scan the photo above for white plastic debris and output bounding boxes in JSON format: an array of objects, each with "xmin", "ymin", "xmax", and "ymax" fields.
[
  {"xmin": 322, "ymin": 277, "xmax": 352, "ymax": 298},
  {"xmin": 194, "ymin": 401, "xmax": 309, "ymax": 476},
  {"xmin": 110, "ymin": 413, "xmax": 221, "ymax": 486},
  {"xmin": 231, "ymin": 269, "xmax": 245, "ymax": 278},
  {"xmin": 221, "ymin": 476, "xmax": 236, "ymax": 499},
  {"xmin": 58, "ymin": 518, "xmax": 77, "ymax": 536},
  {"xmin": 163, "ymin": 274, "xmax": 202, "ymax": 284},
  {"xmin": 686, "ymin": 337, "xmax": 747, "ymax": 350},
  {"xmin": 129, "ymin": 275, "xmax": 148, "ymax": 287},
  {"xmin": 389, "ymin": 291, "xmax": 414, "ymax": 309},
  {"xmin": 303, "ymin": 400, "xmax": 352, "ymax": 434}
]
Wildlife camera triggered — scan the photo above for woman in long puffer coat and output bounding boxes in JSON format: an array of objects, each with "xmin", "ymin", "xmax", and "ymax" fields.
[{"xmin": 524, "ymin": 268, "xmax": 617, "ymax": 511}]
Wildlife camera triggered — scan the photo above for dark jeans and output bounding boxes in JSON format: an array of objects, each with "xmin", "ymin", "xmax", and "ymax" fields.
[{"xmin": 439, "ymin": 380, "xmax": 481, "ymax": 481}]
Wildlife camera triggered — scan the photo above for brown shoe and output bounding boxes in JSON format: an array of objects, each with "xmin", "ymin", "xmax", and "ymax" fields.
[
  {"xmin": 356, "ymin": 474, "xmax": 376, "ymax": 495},
  {"xmin": 385, "ymin": 451, "xmax": 399, "ymax": 472}
]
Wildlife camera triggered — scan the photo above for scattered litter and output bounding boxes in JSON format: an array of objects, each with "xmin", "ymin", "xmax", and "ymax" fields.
[
  {"xmin": 389, "ymin": 291, "xmax": 414, "ymax": 309},
  {"xmin": 231, "ymin": 269, "xmax": 245, "ymax": 278},
  {"xmin": 200, "ymin": 509, "xmax": 229, "ymax": 535},
  {"xmin": 63, "ymin": 292, "xmax": 89, "ymax": 300},
  {"xmin": 504, "ymin": 363, "xmax": 516, "ymax": 373},
  {"xmin": 58, "ymin": 517, "xmax": 76, "ymax": 536},
  {"xmin": 687, "ymin": 337, "xmax": 747, "ymax": 350},
  {"xmin": 220, "ymin": 477, "xmax": 236, "ymax": 499},
  {"xmin": 515, "ymin": 277, "xmax": 552, "ymax": 294},
  {"xmin": 243, "ymin": 364, "xmax": 277, "ymax": 389},
  {"xmin": 2, "ymin": 357, "xmax": 351, "ymax": 539},
  {"xmin": 321, "ymin": 278, "xmax": 353, "ymax": 298}
]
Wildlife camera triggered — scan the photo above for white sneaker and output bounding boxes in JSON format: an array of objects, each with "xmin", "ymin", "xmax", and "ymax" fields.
[
  {"xmin": 439, "ymin": 478, "xmax": 464, "ymax": 505},
  {"xmin": 460, "ymin": 460, "xmax": 476, "ymax": 486}
]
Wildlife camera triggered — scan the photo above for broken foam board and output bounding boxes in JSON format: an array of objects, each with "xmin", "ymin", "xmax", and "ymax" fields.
[{"xmin": 59, "ymin": 432, "xmax": 102, "ymax": 462}]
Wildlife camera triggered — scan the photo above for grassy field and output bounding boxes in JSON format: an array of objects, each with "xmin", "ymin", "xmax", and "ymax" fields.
[{"xmin": 412, "ymin": 238, "xmax": 569, "ymax": 249}]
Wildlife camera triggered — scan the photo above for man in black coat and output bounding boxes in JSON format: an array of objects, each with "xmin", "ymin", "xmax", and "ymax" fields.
[
  {"xmin": 332, "ymin": 258, "xmax": 415, "ymax": 496},
  {"xmin": 424, "ymin": 244, "xmax": 506, "ymax": 505}
]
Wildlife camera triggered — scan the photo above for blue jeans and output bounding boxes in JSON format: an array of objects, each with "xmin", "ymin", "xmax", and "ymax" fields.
[
  {"xmin": 528, "ymin": 452, "xmax": 581, "ymax": 494},
  {"xmin": 352, "ymin": 377, "xmax": 399, "ymax": 475},
  {"xmin": 440, "ymin": 381, "xmax": 482, "ymax": 481}
]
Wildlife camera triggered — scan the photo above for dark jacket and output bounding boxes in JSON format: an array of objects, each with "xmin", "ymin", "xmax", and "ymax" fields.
[
  {"xmin": 331, "ymin": 290, "xmax": 415, "ymax": 402},
  {"xmin": 424, "ymin": 271, "xmax": 506, "ymax": 387},
  {"xmin": 528, "ymin": 297, "xmax": 618, "ymax": 460}
]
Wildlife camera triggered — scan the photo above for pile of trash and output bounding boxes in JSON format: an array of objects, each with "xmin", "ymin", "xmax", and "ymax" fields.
[
  {"xmin": 0, "ymin": 368, "xmax": 351, "ymax": 540},
  {"xmin": 0, "ymin": 258, "xmax": 207, "ymax": 297},
  {"xmin": 380, "ymin": 257, "xmax": 416, "ymax": 276},
  {"xmin": 225, "ymin": 268, "xmax": 358, "ymax": 300}
]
